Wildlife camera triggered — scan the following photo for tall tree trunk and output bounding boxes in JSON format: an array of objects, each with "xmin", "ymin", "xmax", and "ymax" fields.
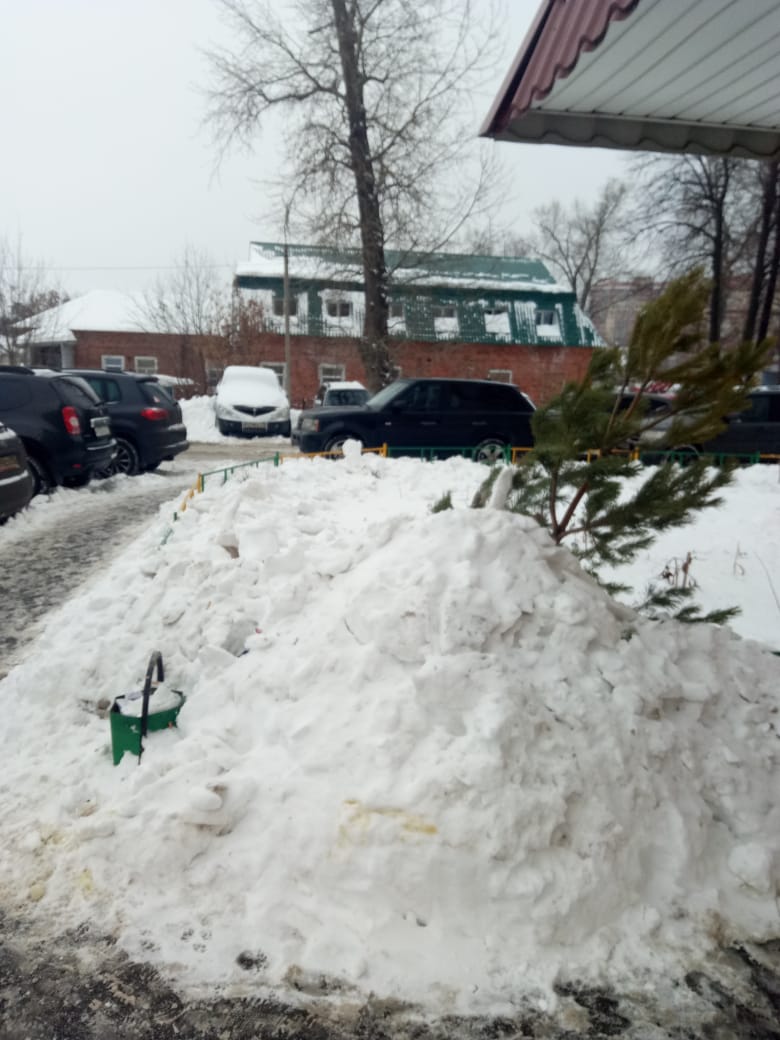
[
  {"xmin": 744, "ymin": 160, "xmax": 778, "ymax": 343},
  {"xmin": 331, "ymin": 0, "xmax": 392, "ymax": 391},
  {"xmin": 757, "ymin": 175, "xmax": 780, "ymax": 343}
]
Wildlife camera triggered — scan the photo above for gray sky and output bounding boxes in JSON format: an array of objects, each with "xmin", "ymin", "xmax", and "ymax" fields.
[{"xmin": 0, "ymin": 0, "xmax": 627, "ymax": 296}]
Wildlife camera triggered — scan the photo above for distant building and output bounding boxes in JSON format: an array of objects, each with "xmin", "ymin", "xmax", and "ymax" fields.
[
  {"xmin": 18, "ymin": 247, "xmax": 608, "ymax": 407},
  {"xmin": 233, "ymin": 243, "xmax": 603, "ymax": 405},
  {"xmin": 589, "ymin": 278, "xmax": 662, "ymax": 348}
]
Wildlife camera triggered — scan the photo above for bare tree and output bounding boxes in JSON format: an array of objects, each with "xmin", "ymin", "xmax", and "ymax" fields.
[
  {"xmin": 0, "ymin": 236, "xmax": 67, "ymax": 365},
  {"xmin": 632, "ymin": 156, "xmax": 757, "ymax": 344},
  {"xmin": 138, "ymin": 245, "xmax": 235, "ymax": 391},
  {"xmin": 526, "ymin": 179, "xmax": 632, "ymax": 318},
  {"xmin": 743, "ymin": 159, "xmax": 780, "ymax": 348},
  {"xmin": 140, "ymin": 244, "xmax": 228, "ymax": 338},
  {"xmin": 204, "ymin": 0, "xmax": 499, "ymax": 389}
]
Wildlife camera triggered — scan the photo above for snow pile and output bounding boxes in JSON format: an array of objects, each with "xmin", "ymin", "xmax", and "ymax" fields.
[{"xmin": 0, "ymin": 454, "xmax": 778, "ymax": 1015}]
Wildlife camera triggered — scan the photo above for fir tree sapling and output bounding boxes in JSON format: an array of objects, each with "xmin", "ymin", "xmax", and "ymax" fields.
[{"xmin": 473, "ymin": 270, "xmax": 771, "ymax": 621}]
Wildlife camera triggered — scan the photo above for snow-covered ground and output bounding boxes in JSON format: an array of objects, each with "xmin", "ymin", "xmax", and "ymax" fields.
[{"xmin": 0, "ymin": 447, "xmax": 777, "ymax": 1017}]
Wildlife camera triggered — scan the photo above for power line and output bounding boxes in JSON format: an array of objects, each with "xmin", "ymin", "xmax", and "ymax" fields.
[{"xmin": 13, "ymin": 263, "xmax": 237, "ymax": 273}]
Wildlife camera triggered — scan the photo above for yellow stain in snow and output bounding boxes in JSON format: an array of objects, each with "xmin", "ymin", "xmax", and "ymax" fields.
[{"xmin": 339, "ymin": 800, "xmax": 437, "ymax": 844}]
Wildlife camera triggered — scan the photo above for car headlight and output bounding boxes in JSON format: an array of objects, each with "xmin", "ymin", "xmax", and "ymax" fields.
[{"xmin": 301, "ymin": 416, "xmax": 320, "ymax": 433}]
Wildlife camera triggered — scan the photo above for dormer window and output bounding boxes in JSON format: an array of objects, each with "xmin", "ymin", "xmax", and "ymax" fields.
[{"xmin": 326, "ymin": 300, "xmax": 352, "ymax": 318}]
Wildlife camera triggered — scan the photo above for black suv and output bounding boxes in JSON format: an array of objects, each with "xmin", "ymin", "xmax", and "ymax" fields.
[
  {"xmin": 0, "ymin": 421, "xmax": 33, "ymax": 520},
  {"xmin": 702, "ymin": 386, "xmax": 780, "ymax": 459},
  {"xmin": 297, "ymin": 377, "xmax": 535, "ymax": 461},
  {"xmin": 64, "ymin": 370, "xmax": 189, "ymax": 475},
  {"xmin": 0, "ymin": 367, "xmax": 116, "ymax": 494}
]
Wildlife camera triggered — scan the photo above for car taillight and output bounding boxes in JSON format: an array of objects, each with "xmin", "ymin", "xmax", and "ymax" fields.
[
  {"xmin": 62, "ymin": 406, "xmax": 82, "ymax": 435},
  {"xmin": 140, "ymin": 407, "xmax": 169, "ymax": 421}
]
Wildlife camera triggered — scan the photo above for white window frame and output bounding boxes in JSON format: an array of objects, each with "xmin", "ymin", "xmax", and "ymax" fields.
[
  {"xmin": 319, "ymin": 363, "xmax": 346, "ymax": 384},
  {"xmin": 261, "ymin": 361, "xmax": 286, "ymax": 384},
  {"xmin": 101, "ymin": 354, "xmax": 125, "ymax": 372},
  {"xmin": 134, "ymin": 356, "xmax": 158, "ymax": 375},
  {"xmin": 484, "ymin": 304, "xmax": 509, "ymax": 316},
  {"xmin": 325, "ymin": 299, "xmax": 352, "ymax": 319},
  {"xmin": 535, "ymin": 308, "xmax": 558, "ymax": 327},
  {"xmin": 487, "ymin": 369, "xmax": 513, "ymax": 383},
  {"xmin": 432, "ymin": 304, "xmax": 457, "ymax": 320}
]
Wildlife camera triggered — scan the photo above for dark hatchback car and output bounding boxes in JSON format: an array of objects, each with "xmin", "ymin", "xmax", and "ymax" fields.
[
  {"xmin": 0, "ymin": 420, "xmax": 34, "ymax": 521},
  {"xmin": 0, "ymin": 366, "xmax": 116, "ymax": 494},
  {"xmin": 702, "ymin": 386, "xmax": 780, "ymax": 459},
  {"xmin": 64, "ymin": 370, "xmax": 189, "ymax": 475},
  {"xmin": 297, "ymin": 377, "xmax": 536, "ymax": 461}
]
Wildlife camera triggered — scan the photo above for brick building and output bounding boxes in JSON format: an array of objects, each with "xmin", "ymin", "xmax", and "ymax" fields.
[
  {"xmin": 233, "ymin": 243, "xmax": 602, "ymax": 405},
  {"xmin": 23, "ymin": 249, "xmax": 605, "ymax": 407}
]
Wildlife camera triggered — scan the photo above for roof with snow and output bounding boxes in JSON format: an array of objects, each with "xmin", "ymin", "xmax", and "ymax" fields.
[
  {"xmin": 481, "ymin": 0, "xmax": 780, "ymax": 160},
  {"xmin": 21, "ymin": 290, "xmax": 147, "ymax": 345},
  {"xmin": 236, "ymin": 243, "xmax": 604, "ymax": 348},
  {"xmin": 237, "ymin": 242, "xmax": 562, "ymax": 294}
]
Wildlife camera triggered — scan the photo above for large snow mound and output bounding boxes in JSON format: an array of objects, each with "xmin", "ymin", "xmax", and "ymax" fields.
[{"xmin": 0, "ymin": 454, "xmax": 777, "ymax": 1015}]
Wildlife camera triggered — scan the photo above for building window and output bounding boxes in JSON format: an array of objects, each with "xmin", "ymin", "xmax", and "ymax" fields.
[
  {"xmin": 326, "ymin": 300, "xmax": 352, "ymax": 319},
  {"xmin": 134, "ymin": 356, "xmax": 158, "ymax": 375},
  {"xmin": 206, "ymin": 364, "xmax": 223, "ymax": 390},
  {"xmin": 432, "ymin": 304, "xmax": 456, "ymax": 320},
  {"xmin": 535, "ymin": 309, "xmax": 558, "ymax": 327},
  {"xmin": 390, "ymin": 301, "xmax": 405, "ymax": 319},
  {"xmin": 319, "ymin": 363, "xmax": 345, "ymax": 383},
  {"xmin": 261, "ymin": 362, "xmax": 286, "ymax": 384},
  {"xmin": 101, "ymin": 355, "xmax": 124, "ymax": 372},
  {"xmin": 273, "ymin": 295, "xmax": 298, "ymax": 317},
  {"xmin": 484, "ymin": 305, "xmax": 508, "ymax": 315},
  {"xmin": 488, "ymin": 369, "xmax": 512, "ymax": 383}
]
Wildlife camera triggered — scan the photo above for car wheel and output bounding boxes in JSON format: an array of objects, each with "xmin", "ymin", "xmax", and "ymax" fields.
[
  {"xmin": 324, "ymin": 433, "xmax": 354, "ymax": 456},
  {"xmin": 474, "ymin": 438, "xmax": 508, "ymax": 464},
  {"xmin": 112, "ymin": 437, "xmax": 141, "ymax": 476},
  {"xmin": 27, "ymin": 455, "xmax": 53, "ymax": 496}
]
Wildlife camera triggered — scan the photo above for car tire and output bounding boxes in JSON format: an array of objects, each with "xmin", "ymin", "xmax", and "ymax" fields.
[
  {"xmin": 27, "ymin": 454, "xmax": 53, "ymax": 496},
  {"xmin": 474, "ymin": 438, "xmax": 509, "ymax": 464},
  {"xmin": 324, "ymin": 433, "xmax": 355, "ymax": 456},
  {"xmin": 112, "ymin": 437, "xmax": 141, "ymax": 476}
]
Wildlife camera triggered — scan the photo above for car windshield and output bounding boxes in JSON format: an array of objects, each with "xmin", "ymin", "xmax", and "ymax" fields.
[{"xmin": 366, "ymin": 381, "xmax": 409, "ymax": 409}]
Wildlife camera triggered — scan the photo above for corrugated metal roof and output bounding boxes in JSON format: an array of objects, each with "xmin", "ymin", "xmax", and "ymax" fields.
[
  {"xmin": 481, "ymin": 0, "xmax": 780, "ymax": 160},
  {"xmin": 238, "ymin": 242, "xmax": 562, "ymax": 291}
]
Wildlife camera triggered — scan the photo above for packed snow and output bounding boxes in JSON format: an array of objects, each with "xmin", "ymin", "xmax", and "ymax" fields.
[{"xmin": 0, "ymin": 447, "xmax": 778, "ymax": 1016}]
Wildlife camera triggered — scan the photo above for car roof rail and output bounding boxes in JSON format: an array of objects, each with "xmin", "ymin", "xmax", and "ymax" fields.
[{"xmin": 0, "ymin": 364, "xmax": 35, "ymax": 374}]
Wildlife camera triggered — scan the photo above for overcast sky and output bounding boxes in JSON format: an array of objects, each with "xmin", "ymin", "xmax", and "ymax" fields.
[{"xmin": 0, "ymin": 0, "xmax": 627, "ymax": 297}]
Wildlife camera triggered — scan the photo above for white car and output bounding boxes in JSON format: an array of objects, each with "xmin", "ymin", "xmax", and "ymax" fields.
[{"xmin": 214, "ymin": 366, "xmax": 291, "ymax": 437}]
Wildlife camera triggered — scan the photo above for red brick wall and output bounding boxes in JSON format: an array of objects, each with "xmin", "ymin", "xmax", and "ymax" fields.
[
  {"xmin": 72, "ymin": 330, "xmax": 220, "ymax": 391},
  {"xmin": 72, "ymin": 329, "xmax": 594, "ymax": 407}
]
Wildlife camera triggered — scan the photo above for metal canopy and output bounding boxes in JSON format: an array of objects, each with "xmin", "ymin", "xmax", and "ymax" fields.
[{"xmin": 481, "ymin": 0, "xmax": 780, "ymax": 160}]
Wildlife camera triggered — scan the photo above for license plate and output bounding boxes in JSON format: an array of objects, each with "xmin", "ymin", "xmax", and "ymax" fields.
[
  {"xmin": 91, "ymin": 418, "xmax": 110, "ymax": 437},
  {"xmin": 242, "ymin": 422, "xmax": 267, "ymax": 432}
]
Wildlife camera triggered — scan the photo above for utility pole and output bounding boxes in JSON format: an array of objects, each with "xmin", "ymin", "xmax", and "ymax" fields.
[{"xmin": 283, "ymin": 199, "xmax": 292, "ymax": 400}]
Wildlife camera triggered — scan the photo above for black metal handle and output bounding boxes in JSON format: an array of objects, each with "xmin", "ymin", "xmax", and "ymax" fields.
[{"xmin": 140, "ymin": 651, "xmax": 164, "ymax": 740}]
